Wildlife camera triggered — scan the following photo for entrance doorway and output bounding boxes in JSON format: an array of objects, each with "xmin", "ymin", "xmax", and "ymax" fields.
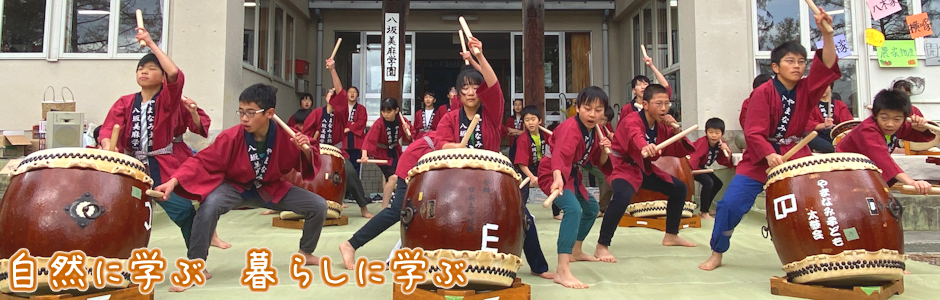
[{"xmin": 414, "ymin": 32, "xmax": 511, "ymax": 114}]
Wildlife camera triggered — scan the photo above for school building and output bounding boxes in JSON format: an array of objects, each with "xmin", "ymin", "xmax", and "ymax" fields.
[{"xmin": 2, "ymin": 0, "xmax": 939, "ymax": 191}]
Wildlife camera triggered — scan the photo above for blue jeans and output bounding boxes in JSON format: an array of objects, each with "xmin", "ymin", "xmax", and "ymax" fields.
[{"xmin": 710, "ymin": 175, "xmax": 764, "ymax": 253}]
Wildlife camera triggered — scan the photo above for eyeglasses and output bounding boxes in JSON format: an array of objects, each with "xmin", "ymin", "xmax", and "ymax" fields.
[
  {"xmin": 649, "ymin": 101, "xmax": 672, "ymax": 108},
  {"xmin": 235, "ymin": 109, "xmax": 265, "ymax": 118},
  {"xmin": 781, "ymin": 59, "xmax": 807, "ymax": 66}
]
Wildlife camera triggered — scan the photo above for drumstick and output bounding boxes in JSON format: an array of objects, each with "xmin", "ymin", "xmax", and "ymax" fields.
[
  {"xmin": 272, "ymin": 114, "xmax": 311, "ymax": 150},
  {"xmin": 720, "ymin": 140, "xmax": 731, "ymax": 157},
  {"xmin": 459, "ymin": 115, "xmax": 481, "ymax": 147},
  {"xmin": 183, "ymin": 96, "xmax": 196, "ymax": 109},
  {"xmin": 900, "ymin": 185, "xmax": 940, "ymax": 195},
  {"xmin": 458, "ymin": 30, "xmax": 469, "ymax": 65},
  {"xmin": 329, "ymin": 38, "xmax": 342, "ymax": 60},
  {"xmin": 804, "ymin": 0, "xmax": 834, "ymax": 33},
  {"xmin": 596, "ymin": 126, "xmax": 610, "ymax": 155},
  {"xmin": 398, "ymin": 113, "xmax": 413, "ymax": 140},
  {"xmin": 360, "ymin": 159, "xmax": 389, "ymax": 165},
  {"xmin": 906, "ymin": 117, "xmax": 940, "ymax": 132},
  {"xmin": 781, "ymin": 131, "xmax": 818, "ymax": 162},
  {"xmin": 458, "ymin": 16, "xmax": 481, "ymax": 55},
  {"xmin": 519, "ymin": 177, "xmax": 531, "ymax": 189},
  {"xmin": 634, "ymin": 102, "xmax": 643, "ymax": 110},
  {"xmin": 109, "ymin": 124, "xmax": 120, "ymax": 152},
  {"xmin": 539, "ymin": 126, "xmax": 553, "ymax": 136},
  {"xmin": 135, "ymin": 9, "xmax": 146, "ymax": 47},
  {"xmin": 541, "ymin": 189, "xmax": 562, "ymax": 208},
  {"xmin": 643, "ymin": 125, "xmax": 699, "ymax": 158},
  {"xmin": 640, "ymin": 45, "xmax": 651, "ymax": 66},
  {"xmin": 145, "ymin": 190, "xmax": 164, "ymax": 198},
  {"xmin": 691, "ymin": 169, "xmax": 714, "ymax": 175}
]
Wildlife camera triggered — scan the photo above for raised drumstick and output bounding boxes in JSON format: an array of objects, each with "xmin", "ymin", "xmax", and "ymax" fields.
[
  {"xmin": 691, "ymin": 169, "xmax": 714, "ymax": 175},
  {"xmin": 596, "ymin": 126, "xmax": 610, "ymax": 155},
  {"xmin": 643, "ymin": 125, "xmax": 699, "ymax": 158},
  {"xmin": 781, "ymin": 131, "xmax": 817, "ymax": 162},
  {"xmin": 399, "ymin": 113, "xmax": 413, "ymax": 140},
  {"xmin": 719, "ymin": 140, "xmax": 731, "ymax": 157},
  {"xmin": 634, "ymin": 102, "xmax": 644, "ymax": 110},
  {"xmin": 459, "ymin": 30, "xmax": 470, "ymax": 65},
  {"xmin": 519, "ymin": 177, "xmax": 531, "ymax": 189},
  {"xmin": 135, "ymin": 9, "xmax": 146, "ymax": 47},
  {"xmin": 458, "ymin": 16, "xmax": 481, "ymax": 55},
  {"xmin": 640, "ymin": 45, "xmax": 650, "ymax": 65},
  {"xmin": 182, "ymin": 96, "xmax": 196, "ymax": 109},
  {"xmin": 272, "ymin": 114, "xmax": 311, "ymax": 150},
  {"xmin": 329, "ymin": 38, "xmax": 342, "ymax": 60},
  {"xmin": 539, "ymin": 126, "xmax": 553, "ymax": 136},
  {"xmin": 109, "ymin": 124, "xmax": 120, "ymax": 152},
  {"xmin": 804, "ymin": 0, "xmax": 834, "ymax": 33},
  {"xmin": 459, "ymin": 115, "xmax": 481, "ymax": 147},
  {"xmin": 907, "ymin": 117, "xmax": 940, "ymax": 132},
  {"xmin": 541, "ymin": 189, "xmax": 562, "ymax": 208},
  {"xmin": 900, "ymin": 185, "xmax": 940, "ymax": 195},
  {"xmin": 145, "ymin": 190, "xmax": 164, "ymax": 198}
]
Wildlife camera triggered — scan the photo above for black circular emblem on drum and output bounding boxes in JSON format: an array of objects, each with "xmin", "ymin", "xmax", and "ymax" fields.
[
  {"xmin": 330, "ymin": 171, "xmax": 342, "ymax": 185},
  {"xmin": 64, "ymin": 192, "xmax": 106, "ymax": 228}
]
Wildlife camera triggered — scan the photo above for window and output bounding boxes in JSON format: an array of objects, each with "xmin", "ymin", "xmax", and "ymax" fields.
[
  {"xmin": 63, "ymin": 0, "xmax": 166, "ymax": 56},
  {"xmin": 866, "ymin": 0, "xmax": 938, "ymax": 54},
  {"xmin": 1, "ymin": 0, "xmax": 49, "ymax": 54},
  {"xmin": 753, "ymin": 0, "xmax": 859, "ymax": 117},
  {"xmin": 510, "ymin": 32, "xmax": 591, "ymax": 123},
  {"xmin": 243, "ymin": 0, "xmax": 295, "ymax": 82},
  {"xmin": 631, "ymin": 0, "xmax": 681, "ymax": 120}
]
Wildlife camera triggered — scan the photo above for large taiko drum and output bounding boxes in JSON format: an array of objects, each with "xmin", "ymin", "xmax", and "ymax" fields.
[
  {"xmin": 0, "ymin": 148, "xmax": 153, "ymax": 293},
  {"xmin": 626, "ymin": 156, "xmax": 697, "ymax": 218},
  {"xmin": 830, "ymin": 120, "xmax": 861, "ymax": 146},
  {"xmin": 905, "ymin": 121, "xmax": 940, "ymax": 151},
  {"xmin": 280, "ymin": 144, "xmax": 346, "ymax": 219},
  {"xmin": 765, "ymin": 153, "xmax": 906, "ymax": 286},
  {"xmin": 401, "ymin": 148, "xmax": 524, "ymax": 289}
]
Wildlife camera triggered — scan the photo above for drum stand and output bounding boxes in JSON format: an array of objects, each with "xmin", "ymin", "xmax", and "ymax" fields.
[
  {"xmin": 271, "ymin": 215, "xmax": 349, "ymax": 229},
  {"xmin": 769, "ymin": 276, "xmax": 903, "ymax": 300},
  {"xmin": 903, "ymin": 141, "xmax": 940, "ymax": 155},
  {"xmin": 618, "ymin": 214, "xmax": 701, "ymax": 231},
  {"xmin": 0, "ymin": 285, "xmax": 153, "ymax": 300},
  {"xmin": 392, "ymin": 278, "xmax": 530, "ymax": 300}
]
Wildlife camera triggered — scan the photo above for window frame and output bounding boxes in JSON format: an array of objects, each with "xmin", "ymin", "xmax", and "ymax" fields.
[
  {"xmin": 0, "ymin": 0, "xmax": 54, "ymax": 59},
  {"xmin": 510, "ymin": 31, "xmax": 592, "ymax": 124},
  {"xmin": 58, "ymin": 0, "xmax": 170, "ymax": 60},
  {"xmin": 242, "ymin": 0, "xmax": 296, "ymax": 86}
]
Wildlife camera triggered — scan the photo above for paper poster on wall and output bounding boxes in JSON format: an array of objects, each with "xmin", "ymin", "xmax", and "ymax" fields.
[
  {"xmin": 867, "ymin": 0, "xmax": 902, "ymax": 21},
  {"xmin": 926, "ymin": 38, "xmax": 940, "ymax": 66},
  {"xmin": 877, "ymin": 40, "xmax": 917, "ymax": 67},
  {"xmin": 865, "ymin": 28, "xmax": 886, "ymax": 47},
  {"xmin": 906, "ymin": 13, "xmax": 934, "ymax": 39},
  {"xmin": 815, "ymin": 34, "xmax": 851, "ymax": 58}
]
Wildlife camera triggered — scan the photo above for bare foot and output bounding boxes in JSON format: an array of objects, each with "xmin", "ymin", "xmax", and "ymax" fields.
[
  {"xmin": 597, "ymin": 211, "xmax": 604, "ymax": 218},
  {"xmin": 169, "ymin": 270, "xmax": 211, "ymax": 292},
  {"xmin": 532, "ymin": 271, "xmax": 555, "ymax": 279},
  {"xmin": 553, "ymin": 259, "xmax": 588, "ymax": 289},
  {"xmin": 904, "ymin": 270, "xmax": 911, "ymax": 275},
  {"xmin": 338, "ymin": 241, "xmax": 357, "ymax": 270},
  {"xmin": 570, "ymin": 252, "xmax": 601, "ymax": 262},
  {"xmin": 662, "ymin": 234, "xmax": 697, "ymax": 247},
  {"xmin": 699, "ymin": 252, "xmax": 723, "ymax": 271},
  {"xmin": 261, "ymin": 209, "xmax": 278, "ymax": 215},
  {"xmin": 553, "ymin": 214, "xmax": 563, "ymax": 220},
  {"xmin": 299, "ymin": 250, "xmax": 319, "ymax": 266},
  {"xmin": 699, "ymin": 212, "xmax": 715, "ymax": 220},
  {"xmin": 343, "ymin": 203, "xmax": 349, "ymax": 208},
  {"xmin": 360, "ymin": 207, "xmax": 374, "ymax": 219},
  {"xmin": 593, "ymin": 245, "xmax": 617, "ymax": 263},
  {"xmin": 211, "ymin": 232, "xmax": 231, "ymax": 249}
]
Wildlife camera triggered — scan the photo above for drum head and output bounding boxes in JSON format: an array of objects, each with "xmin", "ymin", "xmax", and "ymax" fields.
[
  {"xmin": 766, "ymin": 153, "xmax": 880, "ymax": 188},
  {"xmin": 830, "ymin": 120, "xmax": 861, "ymax": 140},
  {"xmin": 13, "ymin": 147, "xmax": 152, "ymax": 186},
  {"xmin": 407, "ymin": 148, "xmax": 520, "ymax": 182}
]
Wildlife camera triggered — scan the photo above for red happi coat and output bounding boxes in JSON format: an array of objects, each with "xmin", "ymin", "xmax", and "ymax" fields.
[
  {"xmin": 836, "ymin": 117, "xmax": 934, "ymax": 183},
  {"xmin": 503, "ymin": 114, "xmax": 523, "ymax": 138},
  {"xmin": 414, "ymin": 105, "xmax": 443, "ymax": 141},
  {"xmin": 619, "ymin": 86, "xmax": 673, "ymax": 120},
  {"xmin": 171, "ymin": 122, "xmax": 320, "ymax": 203},
  {"xmin": 513, "ymin": 130, "xmax": 551, "ymax": 167},
  {"xmin": 434, "ymin": 82, "xmax": 505, "ymax": 152},
  {"xmin": 605, "ymin": 111, "xmax": 694, "ymax": 191},
  {"xmin": 302, "ymin": 90, "xmax": 349, "ymax": 157},
  {"xmin": 806, "ymin": 99, "xmax": 854, "ymax": 132},
  {"xmin": 537, "ymin": 116, "xmax": 607, "ymax": 201},
  {"xmin": 739, "ymin": 98, "xmax": 751, "ymax": 129},
  {"xmin": 100, "ymin": 71, "xmax": 187, "ymax": 184},
  {"xmin": 911, "ymin": 105, "xmax": 924, "ymax": 117},
  {"xmin": 394, "ymin": 133, "xmax": 447, "ymax": 179},
  {"xmin": 739, "ymin": 49, "xmax": 841, "ymax": 183},
  {"xmin": 689, "ymin": 137, "xmax": 733, "ymax": 170},
  {"xmin": 363, "ymin": 117, "xmax": 414, "ymax": 161}
]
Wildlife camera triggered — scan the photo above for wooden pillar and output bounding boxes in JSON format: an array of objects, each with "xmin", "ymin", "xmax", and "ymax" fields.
[
  {"xmin": 523, "ymin": 0, "xmax": 545, "ymax": 120},
  {"xmin": 381, "ymin": 0, "xmax": 410, "ymax": 107}
]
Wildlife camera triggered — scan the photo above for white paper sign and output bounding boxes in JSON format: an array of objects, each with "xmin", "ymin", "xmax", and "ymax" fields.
[
  {"xmin": 384, "ymin": 13, "xmax": 400, "ymax": 81},
  {"xmin": 815, "ymin": 34, "xmax": 852, "ymax": 59},
  {"xmin": 926, "ymin": 38, "xmax": 940, "ymax": 66}
]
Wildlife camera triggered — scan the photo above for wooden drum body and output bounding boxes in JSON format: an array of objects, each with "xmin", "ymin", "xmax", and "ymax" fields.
[
  {"xmin": 0, "ymin": 148, "xmax": 153, "ymax": 293},
  {"xmin": 765, "ymin": 153, "xmax": 905, "ymax": 286},
  {"xmin": 626, "ymin": 156, "xmax": 697, "ymax": 218},
  {"xmin": 830, "ymin": 120, "xmax": 861, "ymax": 146},
  {"xmin": 401, "ymin": 149, "xmax": 524, "ymax": 289},
  {"xmin": 280, "ymin": 144, "xmax": 346, "ymax": 219}
]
